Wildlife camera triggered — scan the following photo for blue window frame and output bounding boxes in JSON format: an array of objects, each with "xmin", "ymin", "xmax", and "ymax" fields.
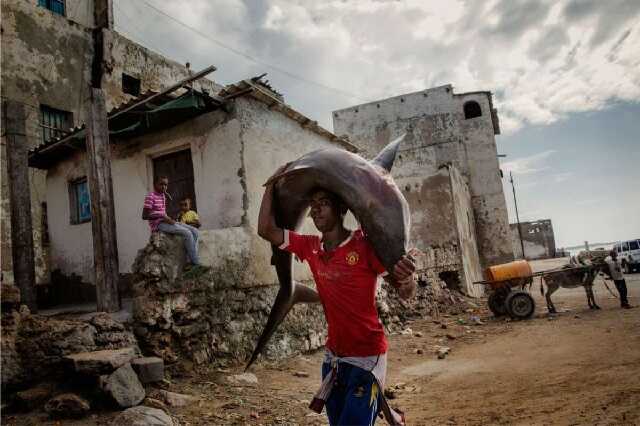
[
  {"xmin": 38, "ymin": 0, "xmax": 65, "ymax": 16},
  {"xmin": 69, "ymin": 178, "xmax": 91, "ymax": 224}
]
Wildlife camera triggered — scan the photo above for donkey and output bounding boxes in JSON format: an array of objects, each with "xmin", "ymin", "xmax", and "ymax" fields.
[{"xmin": 540, "ymin": 264, "xmax": 601, "ymax": 314}]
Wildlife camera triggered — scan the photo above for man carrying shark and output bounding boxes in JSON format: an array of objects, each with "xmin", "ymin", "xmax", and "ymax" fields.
[{"xmin": 258, "ymin": 167, "xmax": 416, "ymax": 425}]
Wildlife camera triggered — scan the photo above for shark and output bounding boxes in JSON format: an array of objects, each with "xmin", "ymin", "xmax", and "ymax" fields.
[{"xmin": 247, "ymin": 134, "xmax": 410, "ymax": 368}]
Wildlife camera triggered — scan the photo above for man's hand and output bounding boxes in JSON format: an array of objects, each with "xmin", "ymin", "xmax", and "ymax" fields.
[
  {"xmin": 163, "ymin": 215, "xmax": 175, "ymax": 225},
  {"xmin": 393, "ymin": 254, "xmax": 416, "ymax": 282},
  {"xmin": 391, "ymin": 254, "xmax": 417, "ymax": 300}
]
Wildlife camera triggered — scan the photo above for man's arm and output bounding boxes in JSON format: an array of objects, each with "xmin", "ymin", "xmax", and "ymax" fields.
[{"xmin": 257, "ymin": 182, "xmax": 284, "ymax": 246}]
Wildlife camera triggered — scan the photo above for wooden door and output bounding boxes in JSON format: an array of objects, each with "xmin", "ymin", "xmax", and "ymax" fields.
[{"xmin": 152, "ymin": 150, "xmax": 196, "ymax": 219}]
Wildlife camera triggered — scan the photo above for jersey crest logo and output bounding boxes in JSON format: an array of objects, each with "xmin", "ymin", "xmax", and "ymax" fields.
[{"xmin": 346, "ymin": 251, "xmax": 359, "ymax": 266}]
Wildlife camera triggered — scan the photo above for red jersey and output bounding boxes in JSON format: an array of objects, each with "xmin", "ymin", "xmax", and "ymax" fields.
[{"xmin": 280, "ymin": 229, "xmax": 388, "ymax": 357}]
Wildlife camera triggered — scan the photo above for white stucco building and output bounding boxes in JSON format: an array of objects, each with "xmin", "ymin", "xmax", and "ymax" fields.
[{"xmin": 28, "ymin": 80, "xmax": 355, "ymax": 293}]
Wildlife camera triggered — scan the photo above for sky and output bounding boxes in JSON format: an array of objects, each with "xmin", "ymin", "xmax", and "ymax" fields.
[{"xmin": 112, "ymin": 0, "xmax": 640, "ymax": 248}]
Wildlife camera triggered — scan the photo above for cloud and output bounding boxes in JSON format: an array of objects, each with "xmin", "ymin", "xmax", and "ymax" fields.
[
  {"xmin": 501, "ymin": 150, "xmax": 556, "ymax": 175},
  {"xmin": 553, "ymin": 172, "xmax": 573, "ymax": 183},
  {"xmin": 113, "ymin": 0, "xmax": 640, "ymax": 135}
]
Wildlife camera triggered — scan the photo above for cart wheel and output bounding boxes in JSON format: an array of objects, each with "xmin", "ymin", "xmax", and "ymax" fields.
[
  {"xmin": 488, "ymin": 290, "xmax": 508, "ymax": 317},
  {"xmin": 505, "ymin": 290, "xmax": 535, "ymax": 319}
]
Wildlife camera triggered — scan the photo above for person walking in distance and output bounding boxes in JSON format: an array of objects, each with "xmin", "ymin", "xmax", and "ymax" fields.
[{"xmin": 606, "ymin": 249, "xmax": 632, "ymax": 309}]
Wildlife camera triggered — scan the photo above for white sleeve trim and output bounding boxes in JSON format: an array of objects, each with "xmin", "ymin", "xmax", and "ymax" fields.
[
  {"xmin": 380, "ymin": 271, "xmax": 389, "ymax": 277},
  {"xmin": 279, "ymin": 229, "xmax": 290, "ymax": 250}
]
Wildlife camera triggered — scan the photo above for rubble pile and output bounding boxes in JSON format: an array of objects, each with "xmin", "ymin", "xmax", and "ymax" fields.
[
  {"xmin": 1, "ymin": 284, "xmax": 169, "ymax": 420},
  {"xmin": 377, "ymin": 274, "xmax": 472, "ymax": 332}
]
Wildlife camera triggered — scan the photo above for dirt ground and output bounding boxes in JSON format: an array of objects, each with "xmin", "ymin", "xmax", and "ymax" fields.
[{"xmin": 3, "ymin": 258, "xmax": 640, "ymax": 425}]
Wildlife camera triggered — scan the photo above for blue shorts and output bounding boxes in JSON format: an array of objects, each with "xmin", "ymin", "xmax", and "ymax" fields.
[{"xmin": 322, "ymin": 361, "xmax": 382, "ymax": 426}]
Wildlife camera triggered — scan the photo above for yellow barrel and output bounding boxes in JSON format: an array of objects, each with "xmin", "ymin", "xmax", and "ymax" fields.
[{"xmin": 486, "ymin": 260, "xmax": 532, "ymax": 282}]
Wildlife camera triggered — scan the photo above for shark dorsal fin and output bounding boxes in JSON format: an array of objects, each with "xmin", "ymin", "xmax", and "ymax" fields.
[{"xmin": 371, "ymin": 133, "xmax": 406, "ymax": 172}]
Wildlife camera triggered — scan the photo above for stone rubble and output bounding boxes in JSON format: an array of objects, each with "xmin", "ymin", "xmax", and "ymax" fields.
[
  {"xmin": 44, "ymin": 393, "xmax": 91, "ymax": 418},
  {"xmin": 158, "ymin": 390, "xmax": 199, "ymax": 408},
  {"xmin": 103, "ymin": 363, "xmax": 146, "ymax": 408},
  {"xmin": 65, "ymin": 347, "xmax": 138, "ymax": 375},
  {"xmin": 132, "ymin": 357, "xmax": 165, "ymax": 384},
  {"xmin": 115, "ymin": 406, "xmax": 174, "ymax": 426},
  {"xmin": 227, "ymin": 372, "xmax": 259, "ymax": 385}
]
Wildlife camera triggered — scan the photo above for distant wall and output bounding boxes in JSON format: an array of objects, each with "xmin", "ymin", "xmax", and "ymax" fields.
[
  {"xmin": 332, "ymin": 85, "xmax": 513, "ymax": 269},
  {"xmin": 510, "ymin": 219, "xmax": 556, "ymax": 260}
]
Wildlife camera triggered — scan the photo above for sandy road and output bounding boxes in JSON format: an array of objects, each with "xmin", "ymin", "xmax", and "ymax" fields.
[
  {"xmin": 168, "ymin": 258, "xmax": 640, "ymax": 425},
  {"xmin": 3, "ymin": 259, "xmax": 640, "ymax": 425}
]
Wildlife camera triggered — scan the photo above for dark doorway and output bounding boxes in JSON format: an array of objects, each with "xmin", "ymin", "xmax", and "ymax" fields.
[{"xmin": 153, "ymin": 149, "xmax": 196, "ymax": 219}]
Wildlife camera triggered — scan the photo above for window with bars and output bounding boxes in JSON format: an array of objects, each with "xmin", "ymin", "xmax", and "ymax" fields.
[
  {"xmin": 40, "ymin": 105, "xmax": 73, "ymax": 143},
  {"xmin": 68, "ymin": 178, "xmax": 91, "ymax": 225},
  {"xmin": 38, "ymin": 0, "xmax": 65, "ymax": 16}
]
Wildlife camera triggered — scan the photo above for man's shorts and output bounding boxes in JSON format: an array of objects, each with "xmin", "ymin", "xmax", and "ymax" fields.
[{"xmin": 322, "ymin": 361, "xmax": 382, "ymax": 426}]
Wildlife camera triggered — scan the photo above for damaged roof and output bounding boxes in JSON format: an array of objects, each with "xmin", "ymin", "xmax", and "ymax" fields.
[
  {"xmin": 28, "ymin": 89, "xmax": 222, "ymax": 169},
  {"xmin": 29, "ymin": 75, "xmax": 356, "ymax": 169}
]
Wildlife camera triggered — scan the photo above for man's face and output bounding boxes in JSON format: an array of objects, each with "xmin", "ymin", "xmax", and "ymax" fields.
[
  {"xmin": 309, "ymin": 190, "xmax": 339, "ymax": 233},
  {"xmin": 155, "ymin": 178, "xmax": 169, "ymax": 193},
  {"xmin": 179, "ymin": 199, "xmax": 190, "ymax": 212},
  {"xmin": 611, "ymin": 250, "xmax": 617, "ymax": 260}
]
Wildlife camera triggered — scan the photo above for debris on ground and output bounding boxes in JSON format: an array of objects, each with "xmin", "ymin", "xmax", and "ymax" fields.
[
  {"xmin": 437, "ymin": 346, "xmax": 451, "ymax": 359},
  {"xmin": 227, "ymin": 372, "xmax": 258, "ymax": 385}
]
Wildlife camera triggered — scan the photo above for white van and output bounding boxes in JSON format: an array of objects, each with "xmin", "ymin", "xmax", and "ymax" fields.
[{"xmin": 612, "ymin": 239, "xmax": 640, "ymax": 274}]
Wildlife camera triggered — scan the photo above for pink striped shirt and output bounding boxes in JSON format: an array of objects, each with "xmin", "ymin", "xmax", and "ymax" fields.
[{"xmin": 143, "ymin": 191, "xmax": 166, "ymax": 232}]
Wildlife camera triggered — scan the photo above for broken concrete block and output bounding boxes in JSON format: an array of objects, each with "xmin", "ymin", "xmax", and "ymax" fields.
[
  {"xmin": 65, "ymin": 347, "xmax": 137, "ymax": 375},
  {"xmin": 115, "ymin": 406, "xmax": 173, "ymax": 426},
  {"xmin": 104, "ymin": 363, "xmax": 145, "ymax": 408},
  {"xmin": 132, "ymin": 357, "xmax": 164, "ymax": 383},
  {"xmin": 159, "ymin": 390, "xmax": 199, "ymax": 408},
  {"xmin": 44, "ymin": 393, "xmax": 90, "ymax": 418}
]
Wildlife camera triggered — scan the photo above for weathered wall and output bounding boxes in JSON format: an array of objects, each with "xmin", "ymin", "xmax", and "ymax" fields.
[
  {"xmin": 449, "ymin": 166, "xmax": 483, "ymax": 297},
  {"xmin": 332, "ymin": 85, "xmax": 513, "ymax": 269},
  {"xmin": 510, "ymin": 219, "xmax": 556, "ymax": 260},
  {"xmin": 46, "ymin": 151, "xmax": 94, "ymax": 281},
  {"xmin": 101, "ymin": 31, "xmax": 220, "ymax": 111},
  {"xmin": 0, "ymin": 0, "xmax": 220, "ymax": 286},
  {"xmin": 0, "ymin": 0, "xmax": 95, "ymax": 285},
  {"xmin": 238, "ymin": 97, "xmax": 351, "ymax": 286}
]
